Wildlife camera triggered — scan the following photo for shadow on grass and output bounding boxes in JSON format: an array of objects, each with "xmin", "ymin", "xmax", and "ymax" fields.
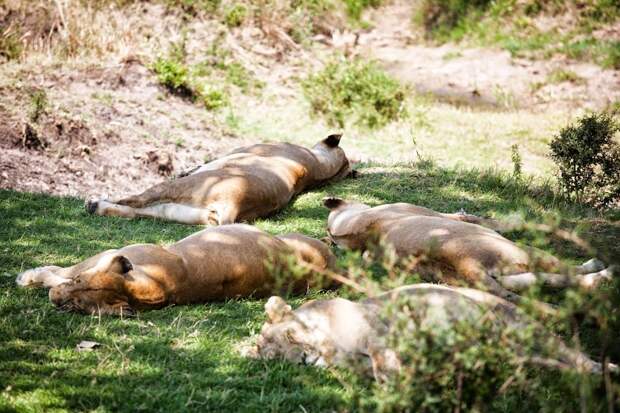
[
  {"xmin": 0, "ymin": 284, "xmax": 348, "ymax": 412},
  {"xmin": 0, "ymin": 162, "xmax": 618, "ymax": 412}
]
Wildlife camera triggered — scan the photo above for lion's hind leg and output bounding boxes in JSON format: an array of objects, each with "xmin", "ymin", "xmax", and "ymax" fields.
[
  {"xmin": 86, "ymin": 201, "xmax": 230, "ymax": 225},
  {"xmin": 85, "ymin": 177, "xmax": 179, "ymax": 216},
  {"xmin": 497, "ymin": 267, "xmax": 614, "ymax": 291}
]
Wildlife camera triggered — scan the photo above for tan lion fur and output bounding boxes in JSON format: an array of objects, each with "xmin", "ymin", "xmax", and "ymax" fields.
[
  {"xmin": 86, "ymin": 135, "xmax": 352, "ymax": 225},
  {"xmin": 322, "ymin": 198, "xmax": 611, "ymax": 301},
  {"xmin": 246, "ymin": 284, "xmax": 614, "ymax": 379},
  {"xmin": 16, "ymin": 224, "xmax": 336, "ymax": 315}
]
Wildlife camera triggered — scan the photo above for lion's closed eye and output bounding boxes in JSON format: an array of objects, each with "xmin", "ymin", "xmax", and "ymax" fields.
[{"xmin": 285, "ymin": 329, "xmax": 299, "ymax": 344}]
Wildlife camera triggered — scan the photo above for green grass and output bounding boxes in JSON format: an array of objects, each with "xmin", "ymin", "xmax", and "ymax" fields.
[
  {"xmin": 1, "ymin": 162, "xmax": 619, "ymax": 411},
  {"xmin": 225, "ymin": 85, "xmax": 572, "ymax": 177},
  {"xmin": 413, "ymin": 0, "xmax": 620, "ymax": 68}
]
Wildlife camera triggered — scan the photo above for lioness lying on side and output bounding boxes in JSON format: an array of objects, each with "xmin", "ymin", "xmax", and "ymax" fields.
[
  {"xmin": 16, "ymin": 224, "xmax": 336, "ymax": 315},
  {"xmin": 323, "ymin": 198, "xmax": 612, "ymax": 301},
  {"xmin": 86, "ymin": 135, "xmax": 353, "ymax": 225},
  {"xmin": 247, "ymin": 284, "xmax": 615, "ymax": 379}
]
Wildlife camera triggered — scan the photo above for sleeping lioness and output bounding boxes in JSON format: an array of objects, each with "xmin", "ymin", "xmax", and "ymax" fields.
[
  {"xmin": 323, "ymin": 198, "xmax": 613, "ymax": 301},
  {"xmin": 85, "ymin": 134, "xmax": 353, "ymax": 225},
  {"xmin": 247, "ymin": 284, "xmax": 615, "ymax": 379},
  {"xmin": 16, "ymin": 224, "xmax": 336, "ymax": 315}
]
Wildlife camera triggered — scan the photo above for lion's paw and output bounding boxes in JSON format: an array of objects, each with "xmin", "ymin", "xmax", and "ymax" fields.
[{"xmin": 15, "ymin": 266, "xmax": 60, "ymax": 288}]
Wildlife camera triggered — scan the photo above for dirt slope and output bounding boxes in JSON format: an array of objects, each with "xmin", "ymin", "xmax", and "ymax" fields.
[
  {"xmin": 0, "ymin": 0, "xmax": 618, "ymax": 200},
  {"xmin": 357, "ymin": 1, "xmax": 620, "ymax": 110}
]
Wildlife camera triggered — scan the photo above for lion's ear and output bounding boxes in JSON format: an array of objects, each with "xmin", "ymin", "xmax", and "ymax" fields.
[
  {"xmin": 108, "ymin": 255, "xmax": 133, "ymax": 275},
  {"xmin": 322, "ymin": 133, "xmax": 342, "ymax": 148},
  {"xmin": 86, "ymin": 254, "xmax": 133, "ymax": 276},
  {"xmin": 323, "ymin": 197, "xmax": 345, "ymax": 210},
  {"xmin": 265, "ymin": 296, "xmax": 293, "ymax": 323}
]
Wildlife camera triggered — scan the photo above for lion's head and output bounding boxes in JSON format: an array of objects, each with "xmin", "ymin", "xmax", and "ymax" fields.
[
  {"xmin": 249, "ymin": 296, "xmax": 332, "ymax": 366},
  {"xmin": 48, "ymin": 254, "xmax": 137, "ymax": 316}
]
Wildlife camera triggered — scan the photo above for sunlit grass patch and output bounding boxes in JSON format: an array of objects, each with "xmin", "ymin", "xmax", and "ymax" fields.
[{"xmin": 1, "ymin": 160, "xmax": 618, "ymax": 412}]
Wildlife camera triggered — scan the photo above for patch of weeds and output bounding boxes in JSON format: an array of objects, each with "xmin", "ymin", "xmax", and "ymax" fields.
[
  {"xmin": 0, "ymin": 30, "xmax": 22, "ymax": 60},
  {"xmin": 600, "ymin": 40, "xmax": 620, "ymax": 70},
  {"xmin": 529, "ymin": 81, "xmax": 545, "ymax": 93},
  {"xmin": 442, "ymin": 50, "xmax": 463, "ymax": 60},
  {"xmin": 225, "ymin": 110, "xmax": 241, "ymax": 130},
  {"xmin": 495, "ymin": 30, "xmax": 556, "ymax": 58},
  {"xmin": 174, "ymin": 137, "xmax": 186, "ymax": 148},
  {"xmin": 546, "ymin": 68, "xmax": 585, "ymax": 85},
  {"xmin": 606, "ymin": 100, "xmax": 620, "ymax": 116},
  {"xmin": 511, "ymin": 143, "xmax": 522, "ymax": 179},
  {"xmin": 152, "ymin": 58, "xmax": 195, "ymax": 99},
  {"xmin": 163, "ymin": 0, "xmax": 221, "ymax": 15},
  {"xmin": 492, "ymin": 85, "xmax": 517, "ymax": 109},
  {"xmin": 224, "ymin": 4, "xmax": 247, "ymax": 27},
  {"xmin": 302, "ymin": 58, "xmax": 407, "ymax": 128},
  {"xmin": 194, "ymin": 45, "xmax": 263, "ymax": 94},
  {"xmin": 413, "ymin": 0, "xmax": 493, "ymax": 39},
  {"xmin": 561, "ymin": 38, "xmax": 620, "ymax": 70},
  {"xmin": 342, "ymin": 0, "xmax": 383, "ymax": 21},
  {"xmin": 225, "ymin": 62, "xmax": 264, "ymax": 92},
  {"xmin": 201, "ymin": 86, "xmax": 228, "ymax": 110},
  {"xmin": 28, "ymin": 89, "xmax": 48, "ymax": 123},
  {"xmin": 169, "ymin": 34, "xmax": 188, "ymax": 63},
  {"xmin": 91, "ymin": 92, "xmax": 114, "ymax": 106},
  {"xmin": 411, "ymin": 108, "xmax": 433, "ymax": 131}
]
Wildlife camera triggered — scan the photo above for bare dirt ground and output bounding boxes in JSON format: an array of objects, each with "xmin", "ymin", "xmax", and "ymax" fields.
[
  {"xmin": 356, "ymin": 1, "xmax": 620, "ymax": 110},
  {"xmin": 0, "ymin": 0, "xmax": 618, "ymax": 200},
  {"xmin": 0, "ymin": 54, "xmax": 253, "ymax": 200}
]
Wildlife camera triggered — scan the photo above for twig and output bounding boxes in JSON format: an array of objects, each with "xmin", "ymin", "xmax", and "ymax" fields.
[
  {"xmin": 297, "ymin": 261, "xmax": 372, "ymax": 295},
  {"xmin": 53, "ymin": 0, "xmax": 68, "ymax": 39}
]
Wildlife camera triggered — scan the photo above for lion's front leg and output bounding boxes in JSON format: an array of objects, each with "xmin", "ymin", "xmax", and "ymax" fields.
[{"xmin": 16, "ymin": 266, "xmax": 70, "ymax": 288}]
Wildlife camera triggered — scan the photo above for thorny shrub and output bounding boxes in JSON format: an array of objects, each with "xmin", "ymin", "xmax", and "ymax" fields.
[{"xmin": 549, "ymin": 112, "xmax": 620, "ymax": 208}]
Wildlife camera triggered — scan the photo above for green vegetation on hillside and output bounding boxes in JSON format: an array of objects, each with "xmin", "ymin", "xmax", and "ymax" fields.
[
  {"xmin": 150, "ymin": 38, "xmax": 262, "ymax": 110},
  {"xmin": 303, "ymin": 58, "xmax": 407, "ymax": 128},
  {"xmin": 413, "ymin": 0, "xmax": 620, "ymax": 68},
  {"xmin": 0, "ymin": 0, "xmax": 385, "ymax": 62}
]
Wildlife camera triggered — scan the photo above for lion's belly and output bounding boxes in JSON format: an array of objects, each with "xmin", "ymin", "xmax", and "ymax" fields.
[
  {"xmin": 189, "ymin": 162, "xmax": 309, "ymax": 220},
  {"xmin": 169, "ymin": 225, "xmax": 291, "ymax": 302},
  {"xmin": 382, "ymin": 217, "xmax": 530, "ymax": 272}
]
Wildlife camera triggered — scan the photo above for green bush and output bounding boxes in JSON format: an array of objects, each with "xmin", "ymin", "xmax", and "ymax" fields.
[
  {"xmin": 28, "ymin": 90, "xmax": 48, "ymax": 123},
  {"xmin": 334, "ymin": 239, "xmax": 620, "ymax": 412},
  {"xmin": 343, "ymin": 0, "xmax": 382, "ymax": 21},
  {"xmin": 549, "ymin": 112, "xmax": 620, "ymax": 208},
  {"xmin": 201, "ymin": 87, "xmax": 228, "ymax": 110},
  {"xmin": 224, "ymin": 4, "xmax": 247, "ymax": 27},
  {"xmin": 368, "ymin": 304, "xmax": 530, "ymax": 412},
  {"xmin": 302, "ymin": 58, "xmax": 407, "ymax": 128},
  {"xmin": 152, "ymin": 58, "xmax": 195, "ymax": 98},
  {"xmin": 601, "ymin": 41, "xmax": 620, "ymax": 70},
  {"xmin": 0, "ymin": 32, "xmax": 22, "ymax": 61},
  {"xmin": 413, "ymin": 0, "xmax": 493, "ymax": 38}
]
